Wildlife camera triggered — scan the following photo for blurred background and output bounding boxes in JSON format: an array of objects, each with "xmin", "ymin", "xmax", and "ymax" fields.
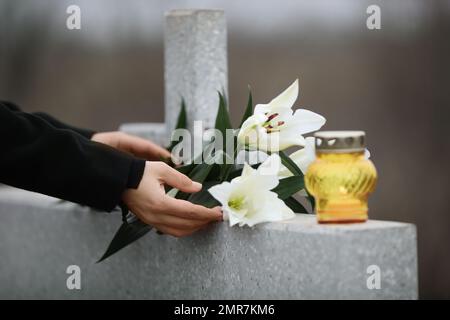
[{"xmin": 1, "ymin": 0, "xmax": 449, "ymax": 299}]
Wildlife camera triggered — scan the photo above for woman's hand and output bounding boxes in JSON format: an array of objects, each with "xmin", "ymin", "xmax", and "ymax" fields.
[
  {"xmin": 92, "ymin": 131, "xmax": 171, "ymax": 161},
  {"xmin": 122, "ymin": 161, "xmax": 223, "ymax": 237}
]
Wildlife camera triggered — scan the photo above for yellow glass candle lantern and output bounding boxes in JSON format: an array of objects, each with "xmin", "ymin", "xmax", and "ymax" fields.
[{"xmin": 305, "ymin": 131, "xmax": 377, "ymax": 223}]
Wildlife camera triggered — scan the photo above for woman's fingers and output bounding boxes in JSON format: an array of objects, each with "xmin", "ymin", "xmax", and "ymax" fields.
[
  {"xmin": 154, "ymin": 225, "xmax": 204, "ymax": 238},
  {"xmin": 92, "ymin": 132, "xmax": 172, "ymax": 160},
  {"xmin": 162, "ymin": 196, "xmax": 223, "ymax": 221},
  {"xmin": 147, "ymin": 211, "xmax": 210, "ymax": 229},
  {"xmin": 154, "ymin": 163, "xmax": 202, "ymax": 193},
  {"xmin": 123, "ymin": 161, "xmax": 224, "ymax": 239},
  {"xmin": 121, "ymin": 134, "xmax": 171, "ymax": 160}
]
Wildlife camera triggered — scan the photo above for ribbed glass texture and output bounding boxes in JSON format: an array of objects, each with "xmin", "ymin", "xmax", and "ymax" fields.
[{"xmin": 305, "ymin": 151, "xmax": 377, "ymax": 223}]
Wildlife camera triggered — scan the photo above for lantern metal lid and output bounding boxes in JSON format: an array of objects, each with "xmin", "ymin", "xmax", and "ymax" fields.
[{"xmin": 314, "ymin": 131, "xmax": 366, "ymax": 153}]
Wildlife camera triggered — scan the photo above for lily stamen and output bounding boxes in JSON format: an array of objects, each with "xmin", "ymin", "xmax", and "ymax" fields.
[{"xmin": 267, "ymin": 113, "xmax": 279, "ymax": 121}]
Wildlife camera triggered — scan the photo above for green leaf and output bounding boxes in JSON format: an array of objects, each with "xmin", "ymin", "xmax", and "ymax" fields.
[
  {"xmin": 214, "ymin": 92, "xmax": 235, "ymax": 181},
  {"xmin": 176, "ymin": 162, "xmax": 196, "ymax": 175},
  {"xmin": 219, "ymin": 160, "xmax": 236, "ymax": 182},
  {"xmin": 239, "ymin": 88, "xmax": 253, "ymax": 127},
  {"xmin": 272, "ymin": 176, "xmax": 305, "ymax": 200},
  {"xmin": 167, "ymin": 98, "xmax": 187, "ymax": 152},
  {"xmin": 279, "ymin": 151, "xmax": 303, "ymax": 177},
  {"xmin": 215, "ymin": 92, "xmax": 233, "ymax": 137},
  {"xmin": 220, "ymin": 89, "xmax": 253, "ymax": 179},
  {"xmin": 227, "ymin": 167, "xmax": 243, "ymax": 181},
  {"xmin": 188, "ymin": 181, "xmax": 221, "ymax": 208},
  {"xmin": 284, "ymin": 196, "xmax": 308, "ymax": 213},
  {"xmin": 206, "ymin": 163, "xmax": 222, "ymax": 181},
  {"xmin": 189, "ymin": 163, "xmax": 214, "ymax": 184},
  {"xmin": 97, "ymin": 217, "xmax": 152, "ymax": 263}
]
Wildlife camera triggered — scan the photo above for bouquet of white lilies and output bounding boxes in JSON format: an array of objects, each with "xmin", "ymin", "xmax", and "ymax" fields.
[{"xmin": 100, "ymin": 79, "xmax": 326, "ymax": 262}]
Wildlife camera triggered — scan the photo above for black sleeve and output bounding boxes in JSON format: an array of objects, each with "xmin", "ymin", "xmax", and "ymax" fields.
[
  {"xmin": 0, "ymin": 100, "xmax": 95, "ymax": 139},
  {"xmin": 0, "ymin": 101, "xmax": 145, "ymax": 211}
]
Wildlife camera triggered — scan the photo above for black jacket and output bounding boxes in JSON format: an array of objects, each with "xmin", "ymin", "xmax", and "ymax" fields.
[{"xmin": 0, "ymin": 101, "xmax": 145, "ymax": 211}]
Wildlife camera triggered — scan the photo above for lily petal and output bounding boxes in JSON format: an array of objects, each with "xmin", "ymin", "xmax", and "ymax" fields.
[
  {"xmin": 237, "ymin": 114, "xmax": 266, "ymax": 148},
  {"xmin": 244, "ymin": 191, "xmax": 294, "ymax": 226},
  {"xmin": 276, "ymin": 133, "xmax": 306, "ymax": 151},
  {"xmin": 241, "ymin": 163, "xmax": 255, "ymax": 177},
  {"xmin": 208, "ymin": 182, "xmax": 232, "ymax": 206},
  {"xmin": 287, "ymin": 136, "xmax": 316, "ymax": 173},
  {"xmin": 254, "ymin": 79, "xmax": 299, "ymax": 115},
  {"xmin": 254, "ymin": 103, "xmax": 272, "ymax": 115},
  {"xmin": 268, "ymin": 79, "xmax": 299, "ymax": 109},
  {"xmin": 257, "ymin": 153, "xmax": 281, "ymax": 177},
  {"xmin": 228, "ymin": 212, "xmax": 241, "ymax": 227},
  {"xmin": 290, "ymin": 109, "xmax": 326, "ymax": 135}
]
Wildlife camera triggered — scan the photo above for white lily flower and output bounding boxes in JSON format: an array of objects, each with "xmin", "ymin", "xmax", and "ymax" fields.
[
  {"xmin": 208, "ymin": 154, "xmax": 295, "ymax": 227},
  {"xmin": 237, "ymin": 79, "xmax": 326, "ymax": 152},
  {"xmin": 279, "ymin": 137, "xmax": 372, "ymax": 178}
]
